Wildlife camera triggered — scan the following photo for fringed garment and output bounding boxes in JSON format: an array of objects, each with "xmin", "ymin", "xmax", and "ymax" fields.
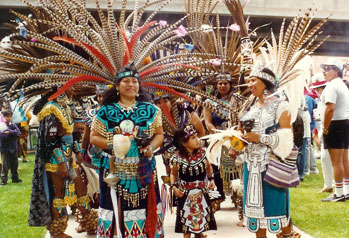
[
  {"xmin": 92, "ymin": 101, "xmax": 164, "ymax": 238},
  {"xmin": 172, "ymin": 149, "xmax": 217, "ymax": 234},
  {"xmin": 28, "ymin": 102, "xmax": 77, "ymax": 226},
  {"xmin": 242, "ymin": 98, "xmax": 291, "ymax": 233}
]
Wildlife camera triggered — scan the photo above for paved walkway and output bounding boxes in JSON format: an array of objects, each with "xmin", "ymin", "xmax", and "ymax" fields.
[
  {"xmin": 47, "ymin": 199, "xmax": 312, "ymax": 238},
  {"xmin": 46, "ymin": 157, "xmax": 313, "ymax": 238}
]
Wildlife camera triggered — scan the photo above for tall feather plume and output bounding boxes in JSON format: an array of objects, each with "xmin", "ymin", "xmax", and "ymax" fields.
[{"xmin": 258, "ymin": 6, "xmax": 329, "ymax": 122}]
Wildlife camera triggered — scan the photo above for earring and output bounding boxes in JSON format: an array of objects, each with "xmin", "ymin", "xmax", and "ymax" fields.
[
  {"xmin": 116, "ymin": 90, "xmax": 119, "ymax": 96},
  {"xmin": 263, "ymin": 89, "xmax": 268, "ymax": 99},
  {"xmin": 136, "ymin": 93, "xmax": 139, "ymax": 97}
]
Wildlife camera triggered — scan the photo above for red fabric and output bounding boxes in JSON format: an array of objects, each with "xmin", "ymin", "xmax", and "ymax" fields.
[
  {"xmin": 311, "ymin": 80, "xmax": 327, "ymax": 88},
  {"xmin": 314, "ymin": 127, "xmax": 318, "ymax": 135},
  {"xmin": 182, "ymin": 181, "xmax": 206, "ymax": 190},
  {"xmin": 304, "ymin": 88, "xmax": 319, "ymax": 99},
  {"xmin": 145, "ymin": 173, "xmax": 157, "ymax": 238}
]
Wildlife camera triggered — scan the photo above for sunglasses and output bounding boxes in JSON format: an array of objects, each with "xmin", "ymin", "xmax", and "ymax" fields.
[{"xmin": 323, "ymin": 65, "xmax": 333, "ymax": 72}]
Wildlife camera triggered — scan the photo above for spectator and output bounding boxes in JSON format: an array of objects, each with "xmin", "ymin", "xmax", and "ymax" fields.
[
  {"xmin": 320, "ymin": 58, "xmax": 349, "ymax": 202},
  {"xmin": 297, "ymin": 100, "xmax": 311, "ymax": 181},
  {"xmin": 304, "ymin": 94, "xmax": 319, "ymax": 175},
  {"xmin": 0, "ymin": 110, "xmax": 22, "ymax": 185},
  {"xmin": 311, "ymin": 78, "xmax": 333, "ymax": 193},
  {"xmin": 18, "ymin": 110, "xmax": 31, "ymax": 162}
]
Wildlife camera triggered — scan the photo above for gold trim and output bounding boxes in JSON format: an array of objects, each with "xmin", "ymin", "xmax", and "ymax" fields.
[{"xmin": 37, "ymin": 103, "xmax": 74, "ymax": 134}]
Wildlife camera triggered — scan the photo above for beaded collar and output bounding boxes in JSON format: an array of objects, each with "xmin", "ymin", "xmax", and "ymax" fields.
[{"xmin": 117, "ymin": 101, "xmax": 137, "ymax": 113}]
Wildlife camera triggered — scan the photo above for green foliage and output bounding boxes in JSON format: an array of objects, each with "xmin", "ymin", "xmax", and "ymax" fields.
[
  {"xmin": 0, "ymin": 154, "xmax": 46, "ymax": 238},
  {"xmin": 290, "ymin": 160, "xmax": 349, "ymax": 238}
]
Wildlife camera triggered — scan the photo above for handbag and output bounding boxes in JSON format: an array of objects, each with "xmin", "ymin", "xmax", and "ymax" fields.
[{"xmin": 264, "ymin": 146, "xmax": 300, "ymax": 188}]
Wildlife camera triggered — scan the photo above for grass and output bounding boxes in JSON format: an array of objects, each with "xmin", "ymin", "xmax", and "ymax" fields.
[
  {"xmin": 0, "ymin": 154, "xmax": 46, "ymax": 238},
  {"xmin": 290, "ymin": 160, "xmax": 349, "ymax": 238}
]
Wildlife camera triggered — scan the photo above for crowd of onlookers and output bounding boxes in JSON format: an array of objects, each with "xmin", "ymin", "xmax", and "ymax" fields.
[{"xmin": 297, "ymin": 58, "xmax": 349, "ymax": 202}]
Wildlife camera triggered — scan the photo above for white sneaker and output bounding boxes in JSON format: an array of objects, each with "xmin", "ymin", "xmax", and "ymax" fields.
[{"xmin": 310, "ymin": 169, "xmax": 319, "ymax": 174}]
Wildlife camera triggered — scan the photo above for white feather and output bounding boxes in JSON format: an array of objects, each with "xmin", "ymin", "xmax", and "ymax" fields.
[
  {"xmin": 201, "ymin": 128, "xmax": 248, "ymax": 165},
  {"xmin": 272, "ymin": 128, "xmax": 293, "ymax": 160},
  {"xmin": 81, "ymin": 164, "xmax": 99, "ymax": 202}
]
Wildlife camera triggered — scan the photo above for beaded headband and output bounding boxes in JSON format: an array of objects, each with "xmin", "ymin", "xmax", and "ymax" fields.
[
  {"xmin": 249, "ymin": 66, "xmax": 275, "ymax": 86},
  {"xmin": 216, "ymin": 73, "xmax": 232, "ymax": 82},
  {"xmin": 115, "ymin": 62, "xmax": 139, "ymax": 83},
  {"xmin": 183, "ymin": 124, "xmax": 197, "ymax": 140}
]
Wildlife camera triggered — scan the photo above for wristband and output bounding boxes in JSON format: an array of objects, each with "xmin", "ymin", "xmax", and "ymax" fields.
[
  {"xmin": 258, "ymin": 133, "xmax": 279, "ymax": 149},
  {"xmin": 107, "ymin": 136, "xmax": 113, "ymax": 150},
  {"xmin": 170, "ymin": 184, "xmax": 177, "ymax": 189},
  {"xmin": 150, "ymin": 144, "xmax": 155, "ymax": 152},
  {"xmin": 208, "ymin": 176, "xmax": 214, "ymax": 181},
  {"xmin": 73, "ymin": 140, "xmax": 81, "ymax": 153}
]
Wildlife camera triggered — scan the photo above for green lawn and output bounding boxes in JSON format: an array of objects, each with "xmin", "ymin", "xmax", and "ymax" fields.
[
  {"xmin": 0, "ymin": 154, "xmax": 46, "ymax": 238},
  {"xmin": 290, "ymin": 160, "xmax": 349, "ymax": 238}
]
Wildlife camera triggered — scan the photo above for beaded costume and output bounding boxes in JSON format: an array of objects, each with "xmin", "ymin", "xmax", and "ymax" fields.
[
  {"xmin": 171, "ymin": 148, "xmax": 217, "ymax": 234},
  {"xmin": 91, "ymin": 101, "xmax": 163, "ymax": 238},
  {"xmin": 203, "ymin": 4, "xmax": 330, "ymax": 236},
  {"xmin": 241, "ymin": 97, "xmax": 292, "ymax": 233},
  {"xmin": 28, "ymin": 94, "xmax": 97, "ymax": 236}
]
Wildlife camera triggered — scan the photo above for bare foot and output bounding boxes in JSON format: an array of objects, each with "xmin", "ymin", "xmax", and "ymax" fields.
[
  {"xmin": 236, "ymin": 220, "xmax": 245, "ymax": 227},
  {"xmin": 75, "ymin": 224, "xmax": 86, "ymax": 233}
]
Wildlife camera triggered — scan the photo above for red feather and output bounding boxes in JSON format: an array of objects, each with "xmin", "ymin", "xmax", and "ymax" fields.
[
  {"xmin": 48, "ymin": 75, "xmax": 110, "ymax": 101},
  {"xmin": 160, "ymin": 99, "xmax": 176, "ymax": 129},
  {"xmin": 130, "ymin": 21, "xmax": 157, "ymax": 50},
  {"xmin": 80, "ymin": 42, "xmax": 116, "ymax": 75},
  {"xmin": 116, "ymin": 23, "xmax": 132, "ymax": 66},
  {"xmin": 141, "ymin": 82, "xmax": 194, "ymax": 103},
  {"xmin": 145, "ymin": 173, "xmax": 157, "ymax": 238},
  {"xmin": 53, "ymin": 37, "xmax": 116, "ymax": 75},
  {"xmin": 122, "ymin": 51, "xmax": 130, "ymax": 67},
  {"xmin": 139, "ymin": 64, "xmax": 200, "ymax": 78},
  {"xmin": 53, "ymin": 36, "xmax": 80, "ymax": 46}
]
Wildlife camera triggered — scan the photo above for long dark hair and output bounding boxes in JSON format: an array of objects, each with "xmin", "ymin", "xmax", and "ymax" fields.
[
  {"xmin": 173, "ymin": 125, "xmax": 199, "ymax": 157},
  {"xmin": 103, "ymin": 81, "xmax": 151, "ymax": 105}
]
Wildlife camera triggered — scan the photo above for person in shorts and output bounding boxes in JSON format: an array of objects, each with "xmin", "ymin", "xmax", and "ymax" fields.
[{"xmin": 320, "ymin": 58, "xmax": 349, "ymax": 202}]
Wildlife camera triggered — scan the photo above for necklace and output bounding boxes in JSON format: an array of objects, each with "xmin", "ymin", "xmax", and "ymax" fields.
[{"xmin": 117, "ymin": 101, "xmax": 137, "ymax": 113}]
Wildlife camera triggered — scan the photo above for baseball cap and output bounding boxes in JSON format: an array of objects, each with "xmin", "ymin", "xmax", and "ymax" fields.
[
  {"xmin": 320, "ymin": 58, "xmax": 343, "ymax": 71},
  {"xmin": 311, "ymin": 80, "xmax": 327, "ymax": 89}
]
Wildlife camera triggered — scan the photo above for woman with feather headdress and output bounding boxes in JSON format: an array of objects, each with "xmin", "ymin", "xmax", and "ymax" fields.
[
  {"xmin": 203, "ymin": 5, "xmax": 330, "ymax": 237},
  {"xmin": 90, "ymin": 62, "xmax": 165, "ymax": 238}
]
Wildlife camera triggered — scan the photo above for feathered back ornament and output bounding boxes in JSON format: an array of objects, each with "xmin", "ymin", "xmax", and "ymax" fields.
[{"xmin": 253, "ymin": 5, "xmax": 330, "ymax": 122}]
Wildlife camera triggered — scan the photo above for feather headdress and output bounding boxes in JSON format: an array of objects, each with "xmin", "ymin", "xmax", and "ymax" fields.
[
  {"xmin": 0, "ymin": 0, "xmax": 229, "ymax": 112},
  {"xmin": 251, "ymin": 5, "xmax": 330, "ymax": 122}
]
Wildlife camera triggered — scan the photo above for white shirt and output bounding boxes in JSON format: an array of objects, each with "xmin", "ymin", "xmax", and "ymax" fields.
[{"xmin": 321, "ymin": 77, "xmax": 349, "ymax": 121}]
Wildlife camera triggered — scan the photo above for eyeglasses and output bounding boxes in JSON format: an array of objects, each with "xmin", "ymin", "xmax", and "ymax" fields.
[{"xmin": 323, "ymin": 65, "xmax": 333, "ymax": 72}]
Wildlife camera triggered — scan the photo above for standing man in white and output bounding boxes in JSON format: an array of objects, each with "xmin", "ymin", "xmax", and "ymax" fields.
[{"xmin": 320, "ymin": 58, "xmax": 349, "ymax": 202}]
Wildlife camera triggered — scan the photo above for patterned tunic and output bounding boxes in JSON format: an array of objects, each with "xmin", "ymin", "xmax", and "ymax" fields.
[
  {"xmin": 172, "ymin": 149, "xmax": 217, "ymax": 234},
  {"xmin": 91, "ymin": 101, "xmax": 164, "ymax": 238},
  {"xmin": 242, "ymin": 97, "xmax": 290, "ymax": 233}
]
